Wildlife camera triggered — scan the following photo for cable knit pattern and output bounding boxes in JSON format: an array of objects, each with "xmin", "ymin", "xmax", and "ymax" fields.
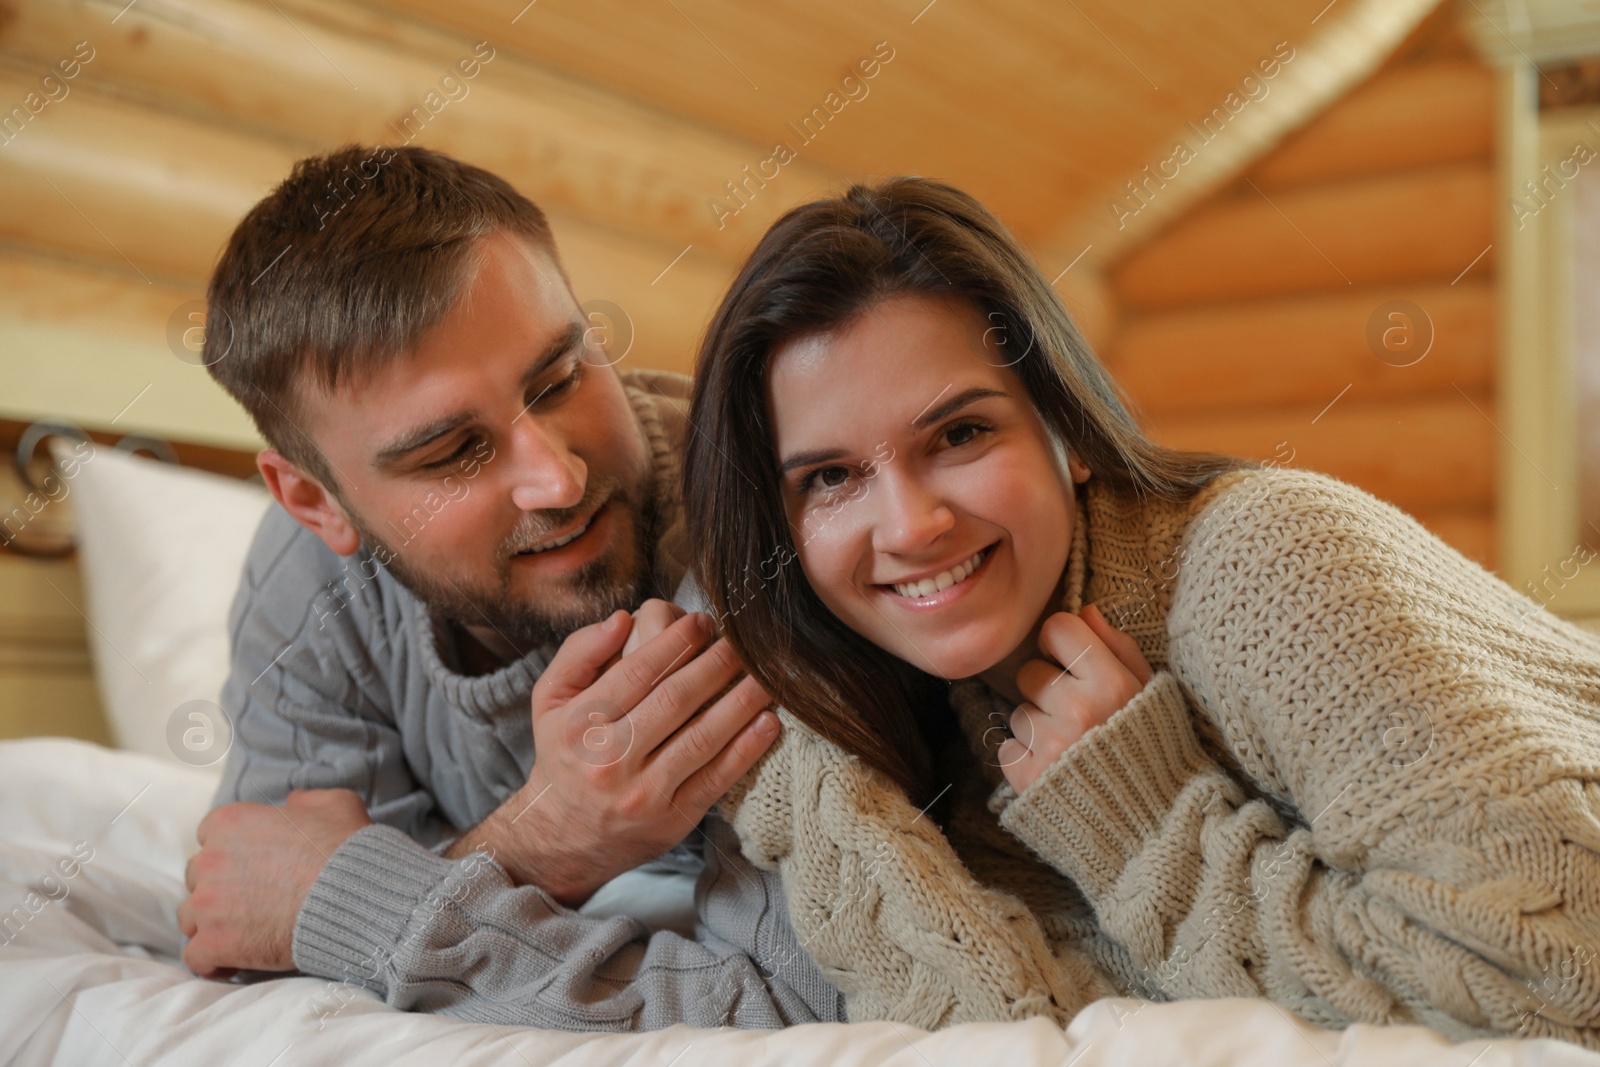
[{"xmin": 716, "ymin": 465, "xmax": 1600, "ymax": 1047}]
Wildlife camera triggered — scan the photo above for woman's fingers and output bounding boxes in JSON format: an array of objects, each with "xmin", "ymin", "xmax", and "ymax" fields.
[
  {"xmin": 1008, "ymin": 701, "xmax": 1042, "ymax": 751},
  {"xmin": 1033, "ymin": 611, "xmax": 1127, "ymax": 691},
  {"xmin": 1009, "ymin": 687, "xmax": 1096, "ymax": 748},
  {"xmin": 1009, "ymin": 608, "xmax": 1152, "ymax": 778},
  {"xmin": 997, "ymin": 737, "xmax": 1038, "ymax": 790},
  {"xmin": 1081, "ymin": 603, "xmax": 1154, "ymax": 685},
  {"xmin": 998, "ymin": 706, "xmax": 1054, "ymax": 792}
]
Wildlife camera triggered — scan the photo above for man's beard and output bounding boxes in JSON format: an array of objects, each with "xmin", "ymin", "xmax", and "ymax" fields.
[{"xmin": 352, "ymin": 474, "xmax": 663, "ymax": 653}]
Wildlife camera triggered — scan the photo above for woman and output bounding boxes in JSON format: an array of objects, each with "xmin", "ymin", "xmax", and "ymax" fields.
[{"xmin": 683, "ymin": 177, "xmax": 1600, "ymax": 1044}]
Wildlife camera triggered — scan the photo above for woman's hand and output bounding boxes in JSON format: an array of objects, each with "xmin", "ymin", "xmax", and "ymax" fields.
[{"xmin": 998, "ymin": 603, "xmax": 1155, "ymax": 793}]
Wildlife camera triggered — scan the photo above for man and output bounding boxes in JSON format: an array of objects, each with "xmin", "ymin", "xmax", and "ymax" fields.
[{"xmin": 176, "ymin": 145, "xmax": 844, "ymax": 1029}]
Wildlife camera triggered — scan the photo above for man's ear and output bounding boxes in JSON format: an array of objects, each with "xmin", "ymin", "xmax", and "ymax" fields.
[{"xmin": 257, "ymin": 450, "xmax": 362, "ymax": 556}]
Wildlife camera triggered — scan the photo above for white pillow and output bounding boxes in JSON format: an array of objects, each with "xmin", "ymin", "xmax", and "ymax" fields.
[{"xmin": 57, "ymin": 441, "xmax": 270, "ymax": 771}]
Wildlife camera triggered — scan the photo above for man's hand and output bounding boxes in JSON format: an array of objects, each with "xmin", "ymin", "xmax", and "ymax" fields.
[
  {"xmin": 178, "ymin": 789, "xmax": 372, "ymax": 977},
  {"xmin": 998, "ymin": 603, "xmax": 1154, "ymax": 794},
  {"xmin": 449, "ymin": 603, "xmax": 780, "ymax": 907},
  {"xmin": 618, "ymin": 597, "xmax": 686, "ymax": 658}
]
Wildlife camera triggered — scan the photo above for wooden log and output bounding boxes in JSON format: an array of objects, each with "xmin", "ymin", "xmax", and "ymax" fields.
[
  {"xmin": 0, "ymin": 76, "xmax": 732, "ymax": 374},
  {"xmin": 0, "ymin": 0, "xmax": 843, "ymax": 258},
  {"xmin": 1142, "ymin": 392, "xmax": 1495, "ymax": 511},
  {"xmin": 1112, "ymin": 163, "xmax": 1496, "ymax": 310},
  {"xmin": 1250, "ymin": 60, "xmax": 1494, "ymax": 189},
  {"xmin": 1405, "ymin": 507, "xmax": 1497, "ymax": 572},
  {"xmin": 1107, "ymin": 281, "xmax": 1494, "ymax": 416},
  {"xmin": 0, "ymin": 71, "xmax": 285, "ymax": 281},
  {"xmin": 0, "ymin": 248, "xmax": 193, "ymax": 338}
]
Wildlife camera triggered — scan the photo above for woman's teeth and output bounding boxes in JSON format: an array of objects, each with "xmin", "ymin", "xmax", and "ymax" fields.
[
  {"xmin": 892, "ymin": 547, "xmax": 987, "ymax": 599},
  {"xmin": 521, "ymin": 515, "xmax": 592, "ymax": 555}
]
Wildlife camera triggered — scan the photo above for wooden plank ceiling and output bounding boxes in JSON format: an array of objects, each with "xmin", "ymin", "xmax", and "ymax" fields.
[
  {"xmin": 0, "ymin": 0, "xmax": 1443, "ymax": 417},
  {"xmin": 358, "ymin": 0, "xmax": 1334, "ymax": 242}
]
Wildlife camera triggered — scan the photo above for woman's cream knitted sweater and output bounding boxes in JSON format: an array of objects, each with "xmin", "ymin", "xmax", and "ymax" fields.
[{"xmin": 716, "ymin": 465, "xmax": 1600, "ymax": 1046}]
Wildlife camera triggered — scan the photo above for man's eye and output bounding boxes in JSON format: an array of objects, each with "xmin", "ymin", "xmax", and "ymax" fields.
[
  {"xmin": 422, "ymin": 439, "xmax": 475, "ymax": 470},
  {"xmin": 550, "ymin": 362, "xmax": 584, "ymax": 396},
  {"xmin": 520, "ymin": 361, "xmax": 585, "ymax": 415}
]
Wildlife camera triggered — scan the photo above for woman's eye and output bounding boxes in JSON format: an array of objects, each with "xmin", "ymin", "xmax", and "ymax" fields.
[
  {"xmin": 943, "ymin": 420, "xmax": 989, "ymax": 448},
  {"xmin": 798, "ymin": 465, "xmax": 851, "ymax": 493}
]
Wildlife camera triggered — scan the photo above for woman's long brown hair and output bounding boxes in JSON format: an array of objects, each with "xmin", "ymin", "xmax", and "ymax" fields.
[{"xmin": 684, "ymin": 177, "xmax": 1255, "ymax": 807}]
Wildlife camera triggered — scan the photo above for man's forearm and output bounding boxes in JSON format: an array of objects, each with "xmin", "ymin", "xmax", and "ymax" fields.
[{"xmin": 441, "ymin": 782, "xmax": 602, "ymax": 907}]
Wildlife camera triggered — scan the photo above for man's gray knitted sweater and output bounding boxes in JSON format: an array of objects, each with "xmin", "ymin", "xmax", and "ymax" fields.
[{"xmin": 212, "ymin": 371, "xmax": 845, "ymax": 1029}]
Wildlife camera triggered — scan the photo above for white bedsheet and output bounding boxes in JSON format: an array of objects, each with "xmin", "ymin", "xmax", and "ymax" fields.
[{"xmin": 1, "ymin": 737, "xmax": 1595, "ymax": 1067}]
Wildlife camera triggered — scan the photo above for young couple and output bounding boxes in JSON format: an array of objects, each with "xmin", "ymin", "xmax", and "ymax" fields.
[{"xmin": 178, "ymin": 145, "xmax": 1600, "ymax": 1046}]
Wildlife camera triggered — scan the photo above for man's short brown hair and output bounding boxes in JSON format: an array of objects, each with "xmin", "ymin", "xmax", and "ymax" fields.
[{"xmin": 204, "ymin": 144, "xmax": 561, "ymax": 487}]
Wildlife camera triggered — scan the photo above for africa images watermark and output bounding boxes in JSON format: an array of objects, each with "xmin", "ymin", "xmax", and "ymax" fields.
[
  {"xmin": 312, "ymin": 41, "xmax": 498, "ymax": 232},
  {"xmin": 1108, "ymin": 40, "xmax": 1296, "ymax": 231},
  {"xmin": 707, "ymin": 40, "xmax": 897, "ymax": 231},
  {"xmin": 311, "ymin": 438, "xmax": 498, "ymax": 633},
  {"xmin": 0, "ymin": 436, "xmax": 96, "ymax": 548},
  {"xmin": 1509, "ymin": 122, "xmax": 1600, "ymax": 232},
  {"xmin": 0, "ymin": 40, "xmax": 96, "ymax": 149},
  {"xmin": 756, "ymin": 839, "xmax": 897, "ymax": 981},
  {"xmin": 0, "ymin": 840, "xmax": 96, "ymax": 946},
  {"xmin": 306, "ymin": 845, "xmax": 500, "ymax": 1029}
]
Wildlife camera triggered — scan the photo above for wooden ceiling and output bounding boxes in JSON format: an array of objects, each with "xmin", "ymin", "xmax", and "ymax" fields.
[
  {"xmin": 0, "ymin": 0, "xmax": 1445, "ymax": 438},
  {"xmin": 365, "ymin": 0, "xmax": 1337, "ymax": 239}
]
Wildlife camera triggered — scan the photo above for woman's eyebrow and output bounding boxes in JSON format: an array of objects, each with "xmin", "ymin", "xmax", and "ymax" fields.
[
  {"xmin": 777, "ymin": 387, "xmax": 1011, "ymax": 476},
  {"xmin": 910, "ymin": 386, "xmax": 1009, "ymax": 430},
  {"xmin": 778, "ymin": 448, "xmax": 848, "ymax": 477}
]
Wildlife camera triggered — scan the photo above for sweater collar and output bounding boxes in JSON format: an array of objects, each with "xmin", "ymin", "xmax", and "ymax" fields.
[{"xmin": 406, "ymin": 372, "xmax": 693, "ymax": 720}]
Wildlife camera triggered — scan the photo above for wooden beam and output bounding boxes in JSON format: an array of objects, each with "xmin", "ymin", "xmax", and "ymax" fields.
[
  {"xmin": 1112, "ymin": 163, "xmax": 1496, "ymax": 310},
  {"xmin": 0, "ymin": 71, "xmax": 733, "ymax": 374},
  {"xmin": 0, "ymin": 0, "xmax": 845, "ymax": 259},
  {"xmin": 1143, "ymin": 392, "xmax": 1495, "ymax": 511},
  {"xmin": 1047, "ymin": 0, "xmax": 1442, "ymax": 266},
  {"xmin": 0, "ymin": 70, "xmax": 285, "ymax": 282},
  {"xmin": 1108, "ymin": 281, "xmax": 1494, "ymax": 416},
  {"xmin": 1249, "ymin": 60, "xmax": 1494, "ymax": 189}
]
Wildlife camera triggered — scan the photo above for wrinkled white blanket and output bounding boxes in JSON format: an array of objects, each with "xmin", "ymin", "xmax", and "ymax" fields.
[{"xmin": 1, "ymin": 736, "xmax": 1595, "ymax": 1067}]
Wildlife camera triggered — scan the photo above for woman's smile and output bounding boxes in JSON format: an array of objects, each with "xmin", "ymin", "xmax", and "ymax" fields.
[{"xmin": 880, "ymin": 542, "xmax": 995, "ymax": 606}]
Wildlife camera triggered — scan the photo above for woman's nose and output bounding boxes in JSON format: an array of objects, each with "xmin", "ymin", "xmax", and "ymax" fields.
[
  {"xmin": 871, "ymin": 471, "xmax": 955, "ymax": 554},
  {"xmin": 507, "ymin": 414, "xmax": 586, "ymax": 513}
]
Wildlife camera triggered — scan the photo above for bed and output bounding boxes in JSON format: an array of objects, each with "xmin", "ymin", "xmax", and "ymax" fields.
[{"xmin": 1, "ymin": 433, "xmax": 1596, "ymax": 1066}]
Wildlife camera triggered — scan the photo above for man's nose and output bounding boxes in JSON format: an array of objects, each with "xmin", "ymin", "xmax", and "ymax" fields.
[
  {"xmin": 870, "ymin": 470, "xmax": 955, "ymax": 555},
  {"xmin": 506, "ymin": 415, "xmax": 586, "ymax": 512}
]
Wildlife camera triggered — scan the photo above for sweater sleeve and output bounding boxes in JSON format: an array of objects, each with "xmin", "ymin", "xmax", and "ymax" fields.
[
  {"xmin": 211, "ymin": 506, "xmax": 452, "ymax": 845},
  {"xmin": 293, "ymin": 814, "xmax": 845, "ymax": 1030},
  {"xmin": 995, "ymin": 469, "xmax": 1600, "ymax": 1046}
]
